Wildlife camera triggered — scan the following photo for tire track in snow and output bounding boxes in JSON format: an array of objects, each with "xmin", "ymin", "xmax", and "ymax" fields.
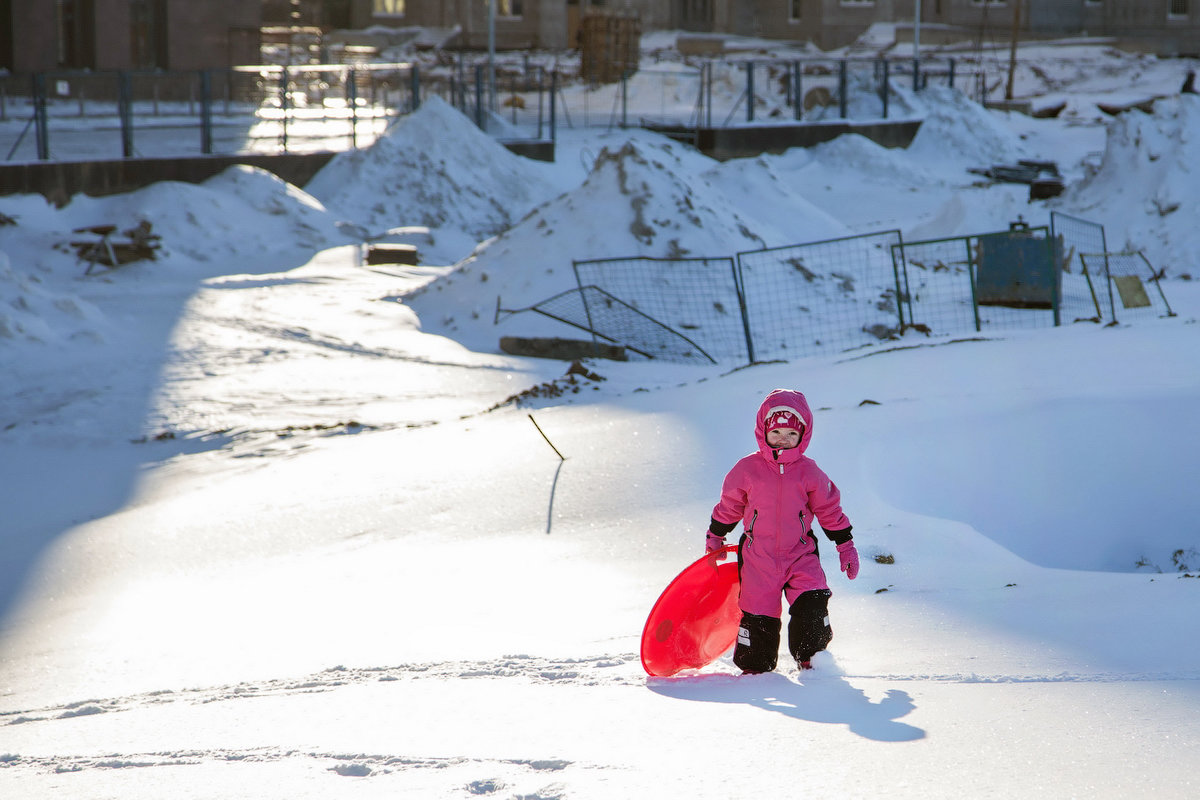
[
  {"xmin": 6, "ymin": 649, "xmax": 1196, "ymax": 730},
  {"xmin": 1, "ymin": 653, "xmax": 643, "ymax": 727},
  {"xmin": 1, "ymin": 746, "xmax": 578, "ymax": 790}
]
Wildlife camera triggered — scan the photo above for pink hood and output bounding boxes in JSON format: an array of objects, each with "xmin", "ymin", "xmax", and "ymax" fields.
[{"xmin": 754, "ymin": 389, "xmax": 815, "ymax": 465}]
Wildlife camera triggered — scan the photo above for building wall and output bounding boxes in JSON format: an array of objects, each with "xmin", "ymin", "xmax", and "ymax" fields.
[
  {"xmin": 166, "ymin": 1, "xmax": 263, "ymax": 69},
  {"xmin": 93, "ymin": 2, "xmax": 132, "ymax": 71},
  {"xmin": 3, "ymin": 0, "xmax": 58, "ymax": 71},
  {"xmin": 0, "ymin": 0, "xmax": 262, "ymax": 73},
  {"xmin": 5, "ymin": 0, "xmax": 1197, "ymax": 74}
]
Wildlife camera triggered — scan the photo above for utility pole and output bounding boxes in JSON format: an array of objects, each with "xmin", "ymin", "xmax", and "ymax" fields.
[{"xmin": 1005, "ymin": 0, "xmax": 1021, "ymax": 100}]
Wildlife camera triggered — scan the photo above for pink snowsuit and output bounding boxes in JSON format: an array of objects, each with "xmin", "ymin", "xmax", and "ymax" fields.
[{"xmin": 710, "ymin": 389, "xmax": 852, "ymax": 618}]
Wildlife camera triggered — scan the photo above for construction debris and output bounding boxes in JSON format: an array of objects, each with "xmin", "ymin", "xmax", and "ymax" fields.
[
  {"xmin": 70, "ymin": 220, "xmax": 162, "ymax": 274},
  {"xmin": 365, "ymin": 243, "xmax": 419, "ymax": 265},
  {"xmin": 500, "ymin": 335, "xmax": 627, "ymax": 362},
  {"xmin": 969, "ymin": 159, "xmax": 1064, "ymax": 200}
]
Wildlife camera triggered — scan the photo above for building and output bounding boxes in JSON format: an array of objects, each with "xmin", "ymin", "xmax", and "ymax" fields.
[
  {"xmin": 348, "ymin": 1, "xmax": 1199, "ymax": 56},
  {"xmin": 3, "ymin": 1, "xmax": 1197, "ymax": 76},
  {"xmin": 1, "ymin": 0, "xmax": 262, "ymax": 74}
]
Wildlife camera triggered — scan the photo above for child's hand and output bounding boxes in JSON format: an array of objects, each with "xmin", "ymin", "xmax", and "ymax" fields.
[
  {"xmin": 705, "ymin": 531, "xmax": 727, "ymax": 561},
  {"xmin": 836, "ymin": 540, "xmax": 860, "ymax": 580}
]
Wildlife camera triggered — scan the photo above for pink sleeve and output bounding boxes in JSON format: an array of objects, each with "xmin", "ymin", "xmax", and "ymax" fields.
[
  {"xmin": 805, "ymin": 463, "xmax": 851, "ymax": 532},
  {"xmin": 711, "ymin": 461, "xmax": 748, "ymax": 527}
]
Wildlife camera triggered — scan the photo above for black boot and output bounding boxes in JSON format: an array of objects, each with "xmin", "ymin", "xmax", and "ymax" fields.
[
  {"xmin": 788, "ymin": 589, "xmax": 832, "ymax": 665},
  {"xmin": 733, "ymin": 612, "xmax": 781, "ymax": 674}
]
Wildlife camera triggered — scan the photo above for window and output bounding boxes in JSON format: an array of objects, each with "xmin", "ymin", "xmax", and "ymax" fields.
[
  {"xmin": 498, "ymin": 0, "xmax": 524, "ymax": 17},
  {"xmin": 1169, "ymin": 0, "xmax": 1188, "ymax": 18},
  {"xmin": 373, "ymin": 0, "xmax": 405, "ymax": 16},
  {"xmin": 789, "ymin": 0, "xmax": 802, "ymax": 21}
]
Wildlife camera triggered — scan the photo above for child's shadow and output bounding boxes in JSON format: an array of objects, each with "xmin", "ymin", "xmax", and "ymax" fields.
[{"xmin": 648, "ymin": 670, "xmax": 925, "ymax": 742}]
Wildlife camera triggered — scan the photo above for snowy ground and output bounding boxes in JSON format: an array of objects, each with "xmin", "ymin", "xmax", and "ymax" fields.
[{"xmin": 2, "ymin": 36, "xmax": 1199, "ymax": 799}]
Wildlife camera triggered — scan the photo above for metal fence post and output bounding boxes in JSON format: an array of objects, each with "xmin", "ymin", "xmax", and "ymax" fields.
[
  {"xmin": 948, "ymin": 58, "xmax": 956, "ymax": 89},
  {"xmin": 411, "ymin": 63, "xmax": 420, "ymax": 110},
  {"xmin": 838, "ymin": 60, "xmax": 847, "ymax": 119},
  {"xmin": 965, "ymin": 237, "xmax": 981, "ymax": 332},
  {"xmin": 793, "ymin": 61, "xmax": 802, "ymax": 120},
  {"xmin": 279, "ymin": 68, "xmax": 290, "ymax": 153},
  {"xmin": 913, "ymin": 57, "xmax": 921, "ymax": 92},
  {"xmin": 620, "ymin": 70, "xmax": 628, "ymax": 128},
  {"xmin": 890, "ymin": 238, "xmax": 907, "ymax": 330},
  {"xmin": 1048, "ymin": 233, "xmax": 1062, "ymax": 326},
  {"xmin": 732, "ymin": 256, "xmax": 756, "ymax": 364},
  {"xmin": 881, "ymin": 59, "xmax": 890, "ymax": 118},
  {"xmin": 550, "ymin": 69, "xmax": 557, "ymax": 142},
  {"xmin": 31, "ymin": 73, "xmax": 49, "ymax": 160},
  {"xmin": 474, "ymin": 64, "xmax": 484, "ymax": 129},
  {"xmin": 347, "ymin": 68, "xmax": 358, "ymax": 149},
  {"xmin": 535, "ymin": 66, "xmax": 544, "ymax": 138},
  {"xmin": 199, "ymin": 69, "xmax": 213, "ymax": 154},
  {"xmin": 118, "ymin": 71, "xmax": 134, "ymax": 158},
  {"xmin": 746, "ymin": 60, "xmax": 755, "ymax": 123}
]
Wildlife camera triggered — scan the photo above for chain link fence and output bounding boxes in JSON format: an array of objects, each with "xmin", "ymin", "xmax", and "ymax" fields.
[
  {"xmin": 736, "ymin": 231, "xmax": 907, "ymax": 361},
  {"xmin": 1079, "ymin": 251, "xmax": 1176, "ymax": 323},
  {"xmin": 572, "ymin": 256, "xmax": 749, "ymax": 363},
  {"xmin": 895, "ymin": 224, "xmax": 1070, "ymax": 335},
  {"xmin": 497, "ymin": 285, "xmax": 720, "ymax": 363},
  {"xmin": 540, "ymin": 215, "xmax": 1172, "ymax": 365},
  {"xmin": 2, "ymin": 54, "xmax": 960, "ymax": 162},
  {"xmin": 1050, "ymin": 211, "xmax": 1111, "ymax": 323}
]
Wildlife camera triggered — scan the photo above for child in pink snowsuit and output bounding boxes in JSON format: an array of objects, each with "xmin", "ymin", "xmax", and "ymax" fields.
[{"xmin": 705, "ymin": 388, "xmax": 859, "ymax": 674}]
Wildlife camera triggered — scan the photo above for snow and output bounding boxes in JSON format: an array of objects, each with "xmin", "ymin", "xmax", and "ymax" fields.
[{"xmin": 2, "ymin": 37, "xmax": 1200, "ymax": 799}]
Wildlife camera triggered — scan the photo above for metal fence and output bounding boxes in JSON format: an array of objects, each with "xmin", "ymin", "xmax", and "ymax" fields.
[
  {"xmin": 895, "ymin": 224, "xmax": 1070, "ymax": 335},
  {"xmin": 735, "ymin": 231, "xmax": 907, "ymax": 361},
  {"xmin": 1, "ymin": 55, "xmax": 959, "ymax": 162},
  {"xmin": 568, "ymin": 231, "xmax": 906, "ymax": 364},
  {"xmin": 0, "ymin": 62, "xmax": 552, "ymax": 161},
  {"xmin": 558, "ymin": 55, "xmax": 959, "ymax": 131},
  {"xmin": 543, "ymin": 215, "xmax": 1165, "ymax": 365},
  {"xmin": 1079, "ymin": 251, "xmax": 1176, "ymax": 323},
  {"xmin": 1049, "ymin": 210, "xmax": 1110, "ymax": 323},
  {"xmin": 1, "ymin": 65, "xmax": 422, "ymax": 161},
  {"xmin": 572, "ymin": 256, "xmax": 748, "ymax": 363},
  {"xmin": 498, "ymin": 284, "xmax": 722, "ymax": 364}
]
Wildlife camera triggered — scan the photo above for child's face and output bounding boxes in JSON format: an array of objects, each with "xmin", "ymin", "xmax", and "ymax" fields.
[{"xmin": 766, "ymin": 427, "xmax": 801, "ymax": 449}]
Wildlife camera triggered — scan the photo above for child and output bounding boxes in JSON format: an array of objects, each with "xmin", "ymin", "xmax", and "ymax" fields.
[{"xmin": 705, "ymin": 388, "xmax": 859, "ymax": 674}]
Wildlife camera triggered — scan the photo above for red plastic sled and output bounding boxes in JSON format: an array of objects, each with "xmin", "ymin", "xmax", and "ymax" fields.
[{"xmin": 640, "ymin": 545, "xmax": 741, "ymax": 677}]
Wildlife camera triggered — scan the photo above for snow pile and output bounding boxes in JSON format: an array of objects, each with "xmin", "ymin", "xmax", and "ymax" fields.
[
  {"xmin": 1059, "ymin": 94, "xmax": 1200, "ymax": 275},
  {"xmin": 701, "ymin": 154, "xmax": 850, "ymax": 242},
  {"xmin": 808, "ymin": 133, "xmax": 940, "ymax": 188},
  {"xmin": 0, "ymin": 251, "xmax": 106, "ymax": 344},
  {"xmin": 196, "ymin": 166, "xmax": 349, "ymax": 252},
  {"xmin": 34, "ymin": 168, "xmax": 346, "ymax": 269},
  {"xmin": 305, "ymin": 96, "xmax": 562, "ymax": 247},
  {"xmin": 407, "ymin": 136, "xmax": 814, "ymax": 347},
  {"xmin": 905, "ymin": 84, "xmax": 1028, "ymax": 169}
]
